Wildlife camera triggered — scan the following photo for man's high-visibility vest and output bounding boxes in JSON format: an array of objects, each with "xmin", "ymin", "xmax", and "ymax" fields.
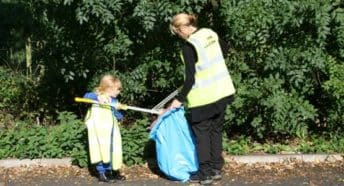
[{"xmin": 183, "ymin": 28, "xmax": 235, "ymax": 108}]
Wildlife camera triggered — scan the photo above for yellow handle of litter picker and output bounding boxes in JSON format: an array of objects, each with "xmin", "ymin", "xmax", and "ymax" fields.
[
  {"xmin": 74, "ymin": 97, "xmax": 160, "ymax": 114},
  {"xmin": 74, "ymin": 97, "xmax": 99, "ymax": 104}
]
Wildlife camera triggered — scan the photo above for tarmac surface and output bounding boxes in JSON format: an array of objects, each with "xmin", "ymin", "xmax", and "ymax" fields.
[{"xmin": 1, "ymin": 154, "xmax": 343, "ymax": 186}]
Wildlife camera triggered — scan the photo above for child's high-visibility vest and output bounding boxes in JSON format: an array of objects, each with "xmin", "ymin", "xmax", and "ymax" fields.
[{"xmin": 85, "ymin": 104, "xmax": 122, "ymax": 170}]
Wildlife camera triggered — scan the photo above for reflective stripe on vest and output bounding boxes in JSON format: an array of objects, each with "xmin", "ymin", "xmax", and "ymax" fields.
[{"xmin": 184, "ymin": 28, "xmax": 235, "ymax": 108}]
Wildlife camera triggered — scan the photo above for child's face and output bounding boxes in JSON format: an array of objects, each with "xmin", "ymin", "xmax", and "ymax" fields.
[{"xmin": 105, "ymin": 83, "xmax": 122, "ymax": 98}]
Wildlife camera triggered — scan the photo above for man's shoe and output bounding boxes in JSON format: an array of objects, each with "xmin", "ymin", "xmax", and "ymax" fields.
[
  {"xmin": 189, "ymin": 174, "xmax": 213, "ymax": 185},
  {"xmin": 200, "ymin": 176, "xmax": 213, "ymax": 185},
  {"xmin": 189, "ymin": 173, "xmax": 201, "ymax": 183},
  {"xmin": 211, "ymin": 169, "xmax": 222, "ymax": 181},
  {"xmin": 98, "ymin": 173, "xmax": 112, "ymax": 183}
]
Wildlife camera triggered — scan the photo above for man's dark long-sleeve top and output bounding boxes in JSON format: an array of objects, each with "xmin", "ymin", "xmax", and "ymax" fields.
[{"xmin": 176, "ymin": 36, "xmax": 233, "ymax": 122}]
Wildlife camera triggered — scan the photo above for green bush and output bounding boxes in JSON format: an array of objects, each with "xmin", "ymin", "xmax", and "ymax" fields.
[
  {"xmin": 322, "ymin": 59, "xmax": 344, "ymax": 131},
  {"xmin": 0, "ymin": 112, "xmax": 87, "ymax": 163},
  {"xmin": 220, "ymin": 0, "xmax": 344, "ymax": 139},
  {"xmin": 1, "ymin": 0, "xmax": 343, "ymax": 157},
  {"xmin": 0, "ymin": 67, "xmax": 25, "ymax": 113},
  {"xmin": 121, "ymin": 118, "xmax": 153, "ymax": 166},
  {"xmin": 223, "ymin": 135, "xmax": 250, "ymax": 155},
  {"xmin": 223, "ymin": 134, "xmax": 344, "ymax": 155},
  {"xmin": 1, "ymin": 111, "xmax": 344, "ymax": 166},
  {"xmin": 0, "ymin": 67, "xmax": 44, "ymax": 126},
  {"xmin": 0, "ymin": 111, "xmax": 155, "ymax": 167}
]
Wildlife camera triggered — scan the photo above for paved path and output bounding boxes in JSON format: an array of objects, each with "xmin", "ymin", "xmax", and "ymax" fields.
[
  {"xmin": 1, "ymin": 154, "xmax": 343, "ymax": 186},
  {"xmin": 3, "ymin": 166, "xmax": 344, "ymax": 186},
  {"xmin": 1, "ymin": 154, "xmax": 342, "ymax": 168}
]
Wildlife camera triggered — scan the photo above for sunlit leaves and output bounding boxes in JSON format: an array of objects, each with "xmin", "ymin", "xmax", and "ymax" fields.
[
  {"xmin": 8, "ymin": 0, "xmax": 344, "ymax": 140},
  {"xmin": 220, "ymin": 0, "xmax": 344, "ymax": 138},
  {"xmin": 75, "ymin": 0, "xmax": 123, "ymax": 24}
]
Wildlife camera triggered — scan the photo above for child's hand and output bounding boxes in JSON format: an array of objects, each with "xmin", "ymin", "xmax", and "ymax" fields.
[
  {"xmin": 116, "ymin": 103, "xmax": 128, "ymax": 110},
  {"xmin": 98, "ymin": 95, "xmax": 111, "ymax": 104}
]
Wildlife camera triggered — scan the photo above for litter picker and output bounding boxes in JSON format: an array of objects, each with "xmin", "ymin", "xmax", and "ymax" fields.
[
  {"xmin": 74, "ymin": 97, "xmax": 161, "ymax": 115},
  {"xmin": 152, "ymin": 88, "xmax": 179, "ymax": 110}
]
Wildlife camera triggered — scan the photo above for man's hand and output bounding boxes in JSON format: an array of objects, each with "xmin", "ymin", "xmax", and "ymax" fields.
[{"xmin": 168, "ymin": 99, "xmax": 182, "ymax": 109}]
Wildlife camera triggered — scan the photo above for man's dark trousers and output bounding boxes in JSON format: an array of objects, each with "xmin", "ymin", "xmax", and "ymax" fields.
[{"xmin": 191, "ymin": 110, "xmax": 225, "ymax": 178}]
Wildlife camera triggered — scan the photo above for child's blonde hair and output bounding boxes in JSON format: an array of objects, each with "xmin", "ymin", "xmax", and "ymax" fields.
[
  {"xmin": 95, "ymin": 74, "xmax": 122, "ymax": 95},
  {"xmin": 170, "ymin": 13, "xmax": 198, "ymax": 35}
]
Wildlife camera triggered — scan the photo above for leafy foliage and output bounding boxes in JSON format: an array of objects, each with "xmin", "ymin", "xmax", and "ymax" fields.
[
  {"xmin": 322, "ymin": 58, "xmax": 344, "ymax": 131},
  {"xmin": 0, "ymin": 67, "xmax": 25, "ymax": 111},
  {"xmin": 223, "ymin": 134, "xmax": 344, "ymax": 155},
  {"xmin": 121, "ymin": 118, "xmax": 153, "ymax": 166},
  {"xmin": 0, "ymin": 0, "xmax": 343, "ymax": 163},
  {"xmin": 0, "ymin": 112, "xmax": 87, "ymax": 162},
  {"xmin": 0, "ymin": 111, "xmax": 154, "ymax": 167},
  {"xmin": 220, "ymin": 0, "xmax": 344, "ymax": 138}
]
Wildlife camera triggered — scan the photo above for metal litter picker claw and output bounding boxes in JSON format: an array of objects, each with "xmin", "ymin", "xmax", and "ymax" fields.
[{"xmin": 152, "ymin": 88, "xmax": 179, "ymax": 110}]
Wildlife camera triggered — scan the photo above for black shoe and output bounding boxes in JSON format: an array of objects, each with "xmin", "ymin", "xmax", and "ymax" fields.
[
  {"xmin": 211, "ymin": 169, "xmax": 222, "ymax": 181},
  {"xmin": 200, "ymin": 176, "xmax": 213, "ymax": 185},
  {"xmin": 189, "ymin": 173, "xmax": 201, "ymax": 183},
  {"xmin": 98, "ymin": 173, "xmax": 112, "ymax": 183},
  {"xmin": 111, "ymin": 170, "xmax": 126, "ymax": 181},
  {"xmin": 189, "ymin": 174, "xmax": 213, "ymax": 185}
]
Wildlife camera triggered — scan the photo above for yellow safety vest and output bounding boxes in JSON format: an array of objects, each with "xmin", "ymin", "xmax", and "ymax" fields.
[
  {"xmin": 85, "ymin": 104, "xmax": 122, "ymax": 170},
  {"xmin": 183, "ymin": 28, "xmax": 235, "ymax": 108}
]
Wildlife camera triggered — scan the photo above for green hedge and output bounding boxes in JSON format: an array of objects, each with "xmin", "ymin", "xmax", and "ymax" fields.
[
  {"xmin": 1, "ymin": 0, "xmax": 343, "ymax": 150},
  {"xmin": 221, "ymin": 0, "xmax": 344, "ymax": 138},
  {"xmin": 0, "ymin": 111, "xmax": 153, "ymax": 167},
  {"xmin": 223, "ymin": 134, "xmax": 344, "ymax": 155},
  {"xmin": 0, "ymin": 112, "xmax": 88, "ymax": 166},
  {"xmin": 1, "ymin": 111, "xmax": 343, "ymax": 168}
]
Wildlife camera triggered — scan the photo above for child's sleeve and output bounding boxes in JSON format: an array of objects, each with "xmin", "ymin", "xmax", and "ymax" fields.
[
  {"xmin": 111, "ymin": 98, "xmax": 124, "ymax": 121},
  {"xmin": 114, "ymin": 110, "xmax": 124, "ymax": 121},
  {"xmin": 83, "ymin": 92, "xmax": 98, "ymax": 101}
]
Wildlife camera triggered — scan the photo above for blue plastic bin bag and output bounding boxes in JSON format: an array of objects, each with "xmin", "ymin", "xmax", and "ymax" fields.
[{"xmin": 149, "ymin": 107, "xmax": 198, "ymax": 182}]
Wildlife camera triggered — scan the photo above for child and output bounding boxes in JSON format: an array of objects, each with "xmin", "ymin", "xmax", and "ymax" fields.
[{"xmin": 83, "ymin": 74, "xmax": 126, "ymax": 183}]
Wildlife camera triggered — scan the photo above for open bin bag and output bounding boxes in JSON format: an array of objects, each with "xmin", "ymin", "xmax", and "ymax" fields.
[{"xmin": 149, "ymin": 107, "xmax": 198, "ymax": 182}]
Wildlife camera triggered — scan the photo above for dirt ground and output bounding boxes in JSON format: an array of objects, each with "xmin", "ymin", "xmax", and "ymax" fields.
[{"xmin": 1, "ymin": 160, "xmax": 344, "ymax": 185}]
